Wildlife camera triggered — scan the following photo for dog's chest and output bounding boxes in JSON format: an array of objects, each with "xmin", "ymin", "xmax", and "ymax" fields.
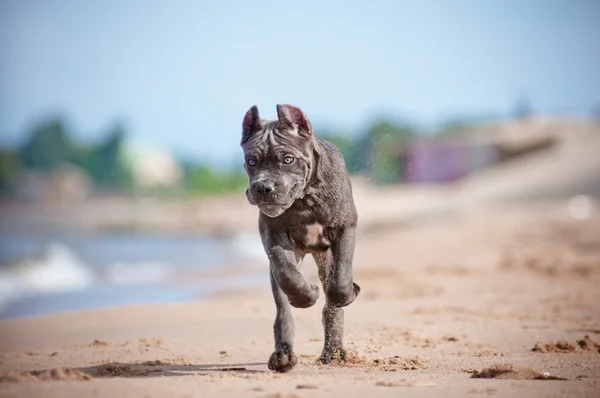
[{"xmin": 289, "ymin": 222, "xmax": 331, "ymax": 252}]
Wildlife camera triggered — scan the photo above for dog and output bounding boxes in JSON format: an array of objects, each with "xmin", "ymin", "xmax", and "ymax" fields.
[{"xmin": 240, "ymin": 104, "xmax": 361, "ymax": 373}]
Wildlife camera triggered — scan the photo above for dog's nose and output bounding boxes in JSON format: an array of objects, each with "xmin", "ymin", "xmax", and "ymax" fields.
[{"xmin": 252, "ymin": 180, "xmax": 275, "ymax": 196}]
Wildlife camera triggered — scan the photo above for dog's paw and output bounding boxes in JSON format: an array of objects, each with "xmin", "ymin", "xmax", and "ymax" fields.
[
  {"xmin": 317, "ymin": 347, "xmax": 347, "ymax": 365},
  {"xmin": 326, "ymin": 282, "xmax": 360, "ymax": 307},
  {"xmin": 267, "ymin": 346, "xmax": 298, "ymax": 373},
  {"xmin": 288, "ymin": 284, "xmax": 320, "ymax": 308}
]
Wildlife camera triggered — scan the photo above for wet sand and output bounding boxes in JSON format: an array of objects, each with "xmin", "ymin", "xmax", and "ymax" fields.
[{"xmin": 1, "ymin": 201, "xmax": 599, "ymax": 397}]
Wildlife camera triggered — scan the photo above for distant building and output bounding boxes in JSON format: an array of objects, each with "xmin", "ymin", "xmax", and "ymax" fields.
[
  {"xmin": 119, "ymin": 140, "xmax": 183, "ymax": 190},
  {"xmin": 401, "ymin": 139, "xmax": 499, "ymax": 184},
  {"xmin": 14, "ymin": 163, "xmax": 92, "ymax": 203},
  {"xmin": 397, "ymin": 117, "xmax": 557, "ymax": 184}
]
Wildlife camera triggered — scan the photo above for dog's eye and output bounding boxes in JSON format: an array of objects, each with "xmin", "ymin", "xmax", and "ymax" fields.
[
  {"xmin": 283, "ymin": 155, "xmax": 294, "ymax": 164},
  {"xmin": 247, "ymin": 159, "xmax": 256, "ymax": 167}
]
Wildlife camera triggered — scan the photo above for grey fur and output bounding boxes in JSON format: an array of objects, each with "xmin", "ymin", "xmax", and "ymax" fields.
[{"xmin": 240, "ymin": 104, "xmax": 360, "ymax": 373}]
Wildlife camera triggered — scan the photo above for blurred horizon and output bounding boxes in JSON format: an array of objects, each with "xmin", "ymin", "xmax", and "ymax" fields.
[{"xmin": 1, "ymin": 0, "xmax": 599, "ymax": 166}]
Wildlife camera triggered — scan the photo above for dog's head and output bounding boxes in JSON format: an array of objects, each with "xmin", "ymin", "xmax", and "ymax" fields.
[{"xmin": 240, "ymin": 104, "xmax": 315, "ymax": 218}]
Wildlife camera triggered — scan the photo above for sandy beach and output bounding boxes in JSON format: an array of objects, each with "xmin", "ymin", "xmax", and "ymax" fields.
[
  {"xmin": 1, "ymin": 119, "xmax": 600, "ymax": 397},
  {"xmin": 1, "ymin": 199, "xmax": 599, "ymax": 398}
]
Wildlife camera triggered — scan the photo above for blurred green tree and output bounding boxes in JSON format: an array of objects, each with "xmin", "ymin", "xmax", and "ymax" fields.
[
  {"xmin": 318, "ymin": 131, "xmax": 361, "ymax": 174},
  {"xmin": 184, "ymin": 163, "xmax": 247, "ymax": 196},
  {"xmin": 19, "ymin": 117, "xmax": 132, "ymax": 191},
  {"xmin": 0, "ymin": 148, "xmax": 19, "ymax": 195},
  {"xmin": 362, "ymin": 120, "xmax": 414, "ymax": 184},
  {"xmin": 19, "ymin": 118, "xmax": 73, "ymax": 170},
  {"xmin": 91, "ymin": 123, "xmax": 132, "ymax": 189}
]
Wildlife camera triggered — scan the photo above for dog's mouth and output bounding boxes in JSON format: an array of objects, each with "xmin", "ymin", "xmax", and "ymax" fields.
[
  {"xmin": 252, "ymin": 197, "xmax": 295, "ymax": 218},
  {"xmin": 246, "ymin": 182, "xmax": 303, "ymax": 218},
  {"xmin": 257, "ymin": 203, "xmax": 290, "ymax": 218}
]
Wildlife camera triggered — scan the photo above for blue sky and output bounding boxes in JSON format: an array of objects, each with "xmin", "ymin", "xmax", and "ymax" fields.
[{"xmin": 1, "ymin": 0, "xmax": 599, "ymax": 166}]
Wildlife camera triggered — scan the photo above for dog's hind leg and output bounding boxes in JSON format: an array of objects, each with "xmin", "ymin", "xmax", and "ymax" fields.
[
  {"xmin": 314, "ymin": 250, "xmax": 347, "ymax": 364},
  {"xmin": 327, "ymin": 226, "xmax": 360, "ymax": 307}
]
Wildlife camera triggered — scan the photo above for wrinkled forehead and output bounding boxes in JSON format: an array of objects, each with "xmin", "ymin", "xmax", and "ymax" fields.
[{"xmin": 242, "ymin": 120, "xmax": 311, "ymax": 157}]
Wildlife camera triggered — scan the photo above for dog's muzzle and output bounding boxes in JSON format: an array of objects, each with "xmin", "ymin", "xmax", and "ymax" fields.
[{"xmin": 251, "ymin": 180, "xmax": 275, "ymax": 198}]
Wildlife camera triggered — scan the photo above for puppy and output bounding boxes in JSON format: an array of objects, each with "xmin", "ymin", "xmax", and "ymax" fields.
[{"xmin": 240, "ymin": 104, "xmax": 360, "ymax": 372}]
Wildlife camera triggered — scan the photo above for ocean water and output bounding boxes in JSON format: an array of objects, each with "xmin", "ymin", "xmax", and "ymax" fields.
[{"xmin": 0, "ymin": 228, "xmax": 266, "ymax": 319}]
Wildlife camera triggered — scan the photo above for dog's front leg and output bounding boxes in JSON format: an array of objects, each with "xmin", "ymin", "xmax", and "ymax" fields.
[
  {"xmin": 268, "ymin": 243, "xmax": 320, "ymax": 309},
  {"xmin": 267, "ymin": 267, "xmax": 297, "ymax": 373},
  {"xmin": 326, "ymin": 226, "xmax": 361, "ymax": 307},
  {"xmin": 266, "ymin": 240, "xmax": 318, "ymax": 373}
]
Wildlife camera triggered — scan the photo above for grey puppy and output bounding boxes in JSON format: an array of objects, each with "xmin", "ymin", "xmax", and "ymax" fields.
[{"xmin": 240, "ymin": 104, "xmax": 361, "ymax": 373}]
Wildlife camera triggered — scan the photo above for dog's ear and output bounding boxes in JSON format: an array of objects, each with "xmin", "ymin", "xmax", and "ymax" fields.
[
  {"xmin": 241, "ymin": 105, "xmax": 262, "ymax": 144},
  {"xmin": 276, "ymin": 104, "xmax": 312, "ymax": 138}
]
